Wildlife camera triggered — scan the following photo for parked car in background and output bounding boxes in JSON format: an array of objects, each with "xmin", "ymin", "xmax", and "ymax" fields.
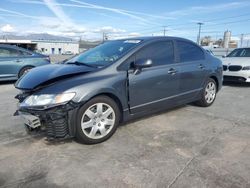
[
  {"xmin": 15, "ymin": 37, "xmax": 222, "ymax": 144},
  {"xmin": 62, "ymin": 51, "xmax": 74, "ymax": 55},
  {"xmin": 222, "ymin": 47, "xmax": 250, "ymax": 82},
  {"xmin": 0, "ymin": 45, "xmax": 50, "ymax": 81},
  {"xmin": 205, "ymin": 49, "xmax": 215, "ymax": 56}
]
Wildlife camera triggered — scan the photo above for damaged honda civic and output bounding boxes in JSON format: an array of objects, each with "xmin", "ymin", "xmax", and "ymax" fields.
[{"xmin": 14, "ymin": 37, "xmax": 223, "ymax": 144}]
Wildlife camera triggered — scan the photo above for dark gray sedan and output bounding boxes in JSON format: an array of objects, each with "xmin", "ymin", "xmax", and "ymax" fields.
[
  {"xmin": 0, "ymin": 44, "xmax": 50, "ymax": 81},
  {"xmin": 15, "ymin": 37, "xmax": 223, "ymax": 144}
]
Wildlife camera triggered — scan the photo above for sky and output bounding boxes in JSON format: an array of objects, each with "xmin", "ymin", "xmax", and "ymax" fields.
[{"xmin": 0, "ymin": 0, "xmax": 250, "ymax": 41}]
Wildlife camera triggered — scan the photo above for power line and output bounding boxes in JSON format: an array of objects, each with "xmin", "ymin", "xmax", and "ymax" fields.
[
  {"xmin": 122, "ymin": 12, "xmax": 250, "ymax": 36},
  {"xmin": 205, "ymin": 18, "xmax": 250, "ymax": 27},
  {"xmin": 202, "ymin": 12, "xmax": 250, "ymax": 23},
  {"xmin": 109, "ymin": 14, "xmax": 250, "ymax": 40}
]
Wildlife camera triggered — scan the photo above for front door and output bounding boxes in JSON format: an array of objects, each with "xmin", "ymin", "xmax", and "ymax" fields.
[
  {"xmin": 0, "ymin": 47, "xmax": 22, "ymax": 79},
  {"xmin": 128, "ymin": 40, "xmax": 180, "ymax": 114}
]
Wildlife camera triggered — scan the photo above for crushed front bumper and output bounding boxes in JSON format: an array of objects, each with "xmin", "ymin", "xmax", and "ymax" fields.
[
  {"xmin": 15, "ymin": 102, "xmax": 79, "ymax": 139},
  {"xmin": 19, "ymin": 113, "xmax": 41, "ymax": 129}
]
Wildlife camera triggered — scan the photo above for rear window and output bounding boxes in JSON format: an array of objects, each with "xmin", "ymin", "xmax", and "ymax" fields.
[
  {"xmin": 177, "ymin": 41, "xmax": 205, "ymax": 62},
  {"xmin": 19, "ymin": 50, "xmax": 32, "ymax": 56}
]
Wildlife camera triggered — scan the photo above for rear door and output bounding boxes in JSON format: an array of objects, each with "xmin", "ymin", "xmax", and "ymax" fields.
[
  {"xmin": 128, "ymin": 40, "xmax": 180, "ymax": 114},
  {"xmin": 175, "ymin": 40, "xmax": 209, "ymax": 100},
  {"xmin": 0, "ymin": 47, "xmax": 23, "ymax": 79}
]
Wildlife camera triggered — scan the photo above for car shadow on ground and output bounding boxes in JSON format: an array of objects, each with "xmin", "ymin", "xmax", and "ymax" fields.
[
  {"xmin": 12, "ymin": 105, "xmax": 187, "ymax": 146},
  {"xmin": 0, "ymin": 81, "xmax": 16, "ymax": 85},
  {"xmin": 25, "ymin": 128, "xmax": 75, "ymax": 145},
  {"xmin": 223, "ymin": 81, "xmax": 250, "ymax": 87},
  {"xmin": 120, "ymin": 105, "xmax": 187, "ymax": 127}
]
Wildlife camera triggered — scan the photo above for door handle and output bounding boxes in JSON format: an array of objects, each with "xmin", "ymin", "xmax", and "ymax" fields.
[
  {"xmin": 168, "ymin": 68, "xmax": 177, "ymax": 75},
  {"xmin": 16, "ymin": 59, "xmax": 22, "ymax": 63},
  {"xmin": 198, "ymin": 64, "xmax": 205, "ymax": 69}
]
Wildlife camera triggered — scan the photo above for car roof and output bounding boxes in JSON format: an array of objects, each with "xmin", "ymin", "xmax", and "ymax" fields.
[
  {"xmin": 116, "ymin": 36, "xmax": 194, "ymax": 42},
  {"xmin": 0, "ymin": 44, "xmax": 33, "ymax": 51},
  {"xmin": 0, "ymin": 44, "xmax": 45, "ymax": 56},
  {"xmin": 113, "ymin": 36, "xmax": 200, "ymax": 47}
]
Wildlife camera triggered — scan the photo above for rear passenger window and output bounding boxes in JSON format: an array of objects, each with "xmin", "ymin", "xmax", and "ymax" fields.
[
  {"xmin": 19, "ymin": 50, "xmax": 32, "ymax": 56},
  {"xmin": 177, "ymin": 41, "xmax": 205, "ymax": 62},
  {"xmin": 136, "ymin": 41, "xmax": 174, "ymax": 66}
]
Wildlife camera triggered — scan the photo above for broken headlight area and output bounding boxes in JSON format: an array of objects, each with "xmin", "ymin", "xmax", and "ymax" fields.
[
  {"xmin": 20, "ymin": 92, "xmax": 76, "ymax": 108},
  {"xmin": 15, "ymin": 95, "xmax": 80, "ymax": 139}
]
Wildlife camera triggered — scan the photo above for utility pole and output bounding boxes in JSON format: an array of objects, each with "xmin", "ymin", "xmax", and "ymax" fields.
[
  {"xmin": 102, "ymin": 32, "xmax": 105, "ymax": 43},
  {"xmin": 197, "ymin": 22, "xmax": 204, "ymax": 45},
  {"xmin": 102, "ymin": 32, "xmax": 108, "ymax": 43},
  {"xmin": 240, "ymin": 34, "xmax": 244, "ymax": 47},
  {"xmin": 162, "ymin": 26, "xmax": 168, "ymax": 36}
]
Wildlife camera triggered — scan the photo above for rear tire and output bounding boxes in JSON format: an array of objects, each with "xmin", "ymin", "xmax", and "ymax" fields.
[
  {"xmin": 195, "ymin": 78, "xmax": 217, "ymax": 107},
  {"xmin": 75, "ymin": 96, "xmax": 121, "ymax": 144},
  {"xmin": 18, "ymin": 66, "xmax": 34, "ymax": 78}
]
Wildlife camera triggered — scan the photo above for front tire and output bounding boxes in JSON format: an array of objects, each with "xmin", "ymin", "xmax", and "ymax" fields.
[
  {"xmin": 195, "ymin": 78, "xmax": 217, "ymax": 107},
  {"xmin": 75, "ymin": 96, "xmax": 121, "ymax": 144}
]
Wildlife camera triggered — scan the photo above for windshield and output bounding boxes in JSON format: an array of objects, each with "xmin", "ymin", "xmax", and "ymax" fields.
[
  {"xmin": 227, "ymin": 48, "xmax": 250, "ymax": 57},
  {"xmin": 66, "ymin": 39, "xmax": 142, "ymax": 67}
]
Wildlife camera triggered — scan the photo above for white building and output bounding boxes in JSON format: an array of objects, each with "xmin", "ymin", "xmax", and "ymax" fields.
[
  {"xmin": 35, "ymin": 40, "xmax": 79, "ymax": 55},
  {"xmin": 0, "ymin": 39, "xmax": 79, "ymax": 55}
]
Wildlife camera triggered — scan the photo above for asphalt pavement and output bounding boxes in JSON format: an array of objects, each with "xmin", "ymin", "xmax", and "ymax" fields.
[{"xmin": 0, "ymin": 82, "xmax": 249, "ymax": 188}]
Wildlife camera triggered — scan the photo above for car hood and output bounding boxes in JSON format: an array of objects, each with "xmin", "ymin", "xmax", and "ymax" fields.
[
  {"xmin": 15, "ymin": 64, "xmax": 97, "ymax": 90},
  {"xmin": 221, "ymin": 57, "xmax": 250, "ymax": 66}
]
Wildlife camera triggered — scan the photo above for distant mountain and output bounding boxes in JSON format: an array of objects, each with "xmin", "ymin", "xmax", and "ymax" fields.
[
  {"xmin": 79, "ymin": 40, "xmax": 102, "ymax": 49},
  {"xmin": 0, "ymin": 33, "xmax": 74, "ymax": 41}
]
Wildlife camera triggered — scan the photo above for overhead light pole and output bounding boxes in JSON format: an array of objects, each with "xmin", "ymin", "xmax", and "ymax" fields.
[
  {"xmin": 197, "ymin": 22, "xmax": 204, "ymax": 45},
  {"xmin": 240, "ymin": 34, "xmax": 244, "ymax": 47}
]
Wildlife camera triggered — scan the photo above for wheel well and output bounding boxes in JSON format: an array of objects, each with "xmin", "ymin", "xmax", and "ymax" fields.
[
  {"xmin": 92, "ymin": 93, "xmax": 124, "ymax": 122},
  {"xmin": 18, "ymin": 65, "xmax": 35, "ymax": 77},
  {"xmin": 210, "ymin": 76, "xmax": 219, "ymax": 91}
]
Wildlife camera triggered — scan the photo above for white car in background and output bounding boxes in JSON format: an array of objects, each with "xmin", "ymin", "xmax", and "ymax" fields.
[
  {"xmin": 62, "ymin": 51, "xmax": 74, "ymax": 55},
  {"xmin": 222, "ymin": 47, "xmax": 250, "ymax": 83}
]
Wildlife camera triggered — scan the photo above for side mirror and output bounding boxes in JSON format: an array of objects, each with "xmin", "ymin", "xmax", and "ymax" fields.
[{"xmin": 134, "ymin": 59, "xmax": 153, "ymax": 69}]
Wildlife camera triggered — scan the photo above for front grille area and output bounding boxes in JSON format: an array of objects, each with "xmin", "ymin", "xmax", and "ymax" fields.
[
  {"xmin": 46, "ymin": 118, "xmax": 69, "ymax": 138},
  {"xmin": 228, "ymin": 65, "xmax": 242, "ymax": 71},
  {"xmin": 42, "ymin": 109, "xmax": 69, "ymax": 138},
  {"xmin": 223, "ymin": 65, "xmax": 228, "ymax": 71},
  {"xmin": 224, "ymin": 76, "xmax": 246, "ymax": 82},
  {"xmin": 19, "ymin": 105, "xmax": 74, "ymax": 139}
]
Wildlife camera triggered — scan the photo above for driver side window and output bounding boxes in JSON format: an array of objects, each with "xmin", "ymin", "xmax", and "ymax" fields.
[{"xmin": 135, "ymin": 41, "xmax": 174, "ymax": 67}]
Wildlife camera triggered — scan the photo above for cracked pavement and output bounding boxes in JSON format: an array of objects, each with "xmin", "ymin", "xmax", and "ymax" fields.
[{"xmin": 0, "ymin": 82, "xmax": 249, "ymax": 188}]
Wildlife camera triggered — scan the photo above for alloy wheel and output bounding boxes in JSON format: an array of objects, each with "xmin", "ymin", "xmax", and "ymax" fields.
[
  {"xmin": 205, "ymin": 82, "xmax": 216, "ymax": 104},
  {"xmin": 81, "ymin": 103, "xmax": 115, "ymax": 139}
]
